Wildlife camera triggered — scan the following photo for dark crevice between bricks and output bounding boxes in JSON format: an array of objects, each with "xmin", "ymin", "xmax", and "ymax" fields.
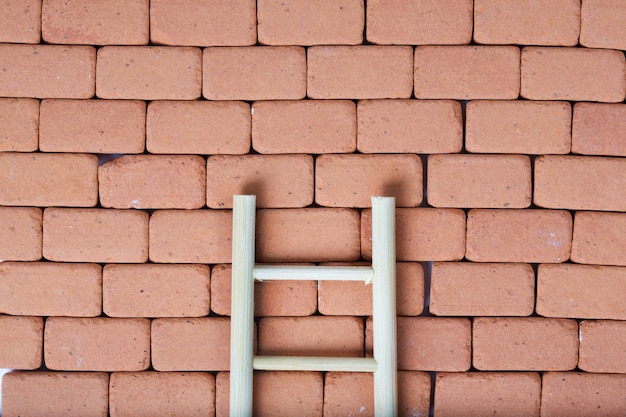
[{"xmin": 420, "ymin": 261, "xmax": 433, "ymax": 317}]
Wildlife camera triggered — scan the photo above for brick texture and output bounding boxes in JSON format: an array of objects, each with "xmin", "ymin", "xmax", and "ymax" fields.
[
  {"xmin": 572, "ymin": 103, "xmax": 626, "ymax": 156},
  {"xmin": 0, "ymin": 98, "xmax": 39, "ymax": 151},
  {"xmin": 571, "ymin": 211, "xmax": 626, "ymax": 266},
  {"xmin": 579, "ymin": 320, "xmax": 626, "ymax": 373},
  {"xmin": 0, "ymin": 207, "xmax": 42, "ymax": 261},
  {"xmin": 580, "ymin": 0, "xmax": 626, "ymax": 50},
  {"xmin": 0, "ymin": 0, "xmax": 41, "ymax": 43},
  {"xmin": 0, "ymin": 315, "xmax": 43, "ymax": 369}
]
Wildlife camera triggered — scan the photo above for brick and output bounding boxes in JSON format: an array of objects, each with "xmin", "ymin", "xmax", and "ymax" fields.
[
  {"xmin": 0, "ymin": 315, "xmax": 42, "ymax": 369},
  {"xmin": 258, "ymin": 0, "xmax": 363, "ymax": 45},
  {"xmin": 430, "ymin": 262, "xmax": 535, "ymax": 317},
  {"xmin": 203, "ymin": 46, "xmax": 306, "ymax": 100},
  {"xmin": 362, "ymin": 208, "xmax": 466, "ymax": 261},
  {"xmin": 0, "ymin": 152, "xmax": 98, "ymax": 207},
  {"xmin": 207, "ymin": 154, "xmax": 313, "ymax": 208},
  {"xmin": 318, "ymin": 262, "xmax": 424, "ymax": 316},
  {"xmin": 521, "ymin": 47, "xmax": 626, "ymax": 102},
  {"xmin": 252, "ymin": 100, "xmax": 356, "ymax": 154},
  {"xmin": 0, "ymin": 0, "xmax": 41, "ymax": 43},
  {"xmin": 428, "ymin": 154, "xmax": 531, "ymax": 208},
  {"xmin": 537, "ymin": 264, "xmax": 626, "ymax": 320},
  {"xmin": 96, "ymin": 46, "xmax": 202, "ymax": 100},
  {"xmin": 42, "ymin": 0, "xmax": 148, "ymax": 45},
  {"xmin": 151, "ymin": 318, "xmax": 230, "ymax": 371},
  {"xmin": 572, "ymin": 103, "xmax": 626, "ymax": 156},
  {"xmin": 0, "ymin": 44, "xmax": 95, "ymax": 98},
  {"xmin": 535, "ymin": 155, "xmax": 626, "ymax": 211},
  {"xmin": 474, "ymin": 0, "xmax": 580, "ymax": 46},
  {"xmin": 257, "ymin": 208, "xmax": 360, "ymax": 262},
  {"xmin": 357, "ymin": 99, "xmax": 463, "ymax": 154},
  {"xmin": 149, "ymin": 209, "xmax": 231, "ymax": 264},
  {"xmin": 466, "ymin": 209, "xmax": 572, "ymax": 263},
  {"xmin": 473, "ymin": 317, "xmax": 578, "ymax": 371},
  {"xmin": 99, "ymin": 155, "xmax": 206, "ymax": 209},
  {"xmin": 109, "ymin": 372, "xmax": 215, "ymax": 417},
  {"xmin": 0, "ymin": 262, "xmax": 101, "ymax": 317},
  {"xmin": 210, "ymin": 264, "xmax": 317, "ymax": 316},
  {"xmin": 579, "ymin": 320, "xmax": 626, "ymax": 373},
  {"xmin": 580, "ymin": 0, "xmax": 626, "ymax": 50},
  {"xmin": 44, "ymin": 317, "xmax": 150, "ymax": 371},
  {"xmin": 414, "ymin": 46, "xmax": 520, "ymax": 99},
  {"xmin": 316, "ymin": 154, "xmax": 422, "ymax": 208},
  {"xmin": 43, "ymin": 208, "xmax": 148, "ymax": 263},
  {"xmin": 258, "ymin": 316, "xmax": 364, "ymax": 357},
  {"xmin": 540, "ymin": 372, "xmax": 626, "ymax": 417},
  {"xmin": 466, "ymin": 100, "xmax": 571, "ymax": 154},
  {"xmin": 0, "ymin": 207, "xmax": 42, "ymax": 261},
  {"xmin": 572, "ymin": 211, "xmax": 626, "ymax": 266},
  {"xmin": 150, "ymin": 0, "xmax": 256, "ymax": 46},
  {"xmin": 307, "ymin": 46, "xmax": 413, "ymax": 99},
  {"xmin": 39, "ymin": 99, "xmax": 145, "ymax": 153},
  {"xmin": 147, "ymin": 100, "xmax": 250, "ymax": 155},
  {"xmin": 2, "ymin": 372, "xmax": 108, "ymax": 417},
  {"xmin": 434, "ymin": 372, "xmax": 541, "ymax": 417},
  {"xmin": 103, "ymin": 264, "xmax": 210, "ymax": 318},
  {"xmin": 366, "ymin": 0, "xmax": 472, "ymax": 45},
  {"xmin": 0, "ymin": 98, "xmax": 39, "ymax": 151}
]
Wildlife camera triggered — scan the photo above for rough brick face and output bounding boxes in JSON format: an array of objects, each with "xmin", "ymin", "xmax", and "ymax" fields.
[
  {"xmin": 578, "ymin": 320, "xmax": 626, "ymax": 373},
  {"xmin": 580, "ymin": 0, "xmax": 626, "ymax": 50},
  {"xmin": 0, "ymin": 315, "xmax": 43, "ymax": 369},
  {"xmin": 0, "ymin": 98, "xmax": 39, "ymax": 151},
  {"xmin": 571, "ymin": 211, "xmax": 626, "ymax": 266},
  {"xmin": 572, "ymin": 103, "xmax": 626, "ymax": 156},
  {"xmin": 0, "ymin": 0, "xmax": 41, "ymax": 43},
  {"xmin": 0, "ymin": 207, "xmax": 42, "ymax": 261}
]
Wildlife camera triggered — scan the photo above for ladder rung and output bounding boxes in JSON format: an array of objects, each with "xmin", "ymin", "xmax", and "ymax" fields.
[
  {"xmin": 253, "ymin": 356, "xmax": 378, "ymax": 372},
  {"xmin": 253, "ymin": 265, "xmax": 374, "ymax": 282}
]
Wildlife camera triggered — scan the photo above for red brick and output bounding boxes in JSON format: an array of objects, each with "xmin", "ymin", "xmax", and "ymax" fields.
[
  {"xmin": 150, "ymin": 0, "xmax": 256, "ymax": 46},
  {"xmin": 96, "ymin": 46, "xmax": 202, "ymax": 100},
  {"xmin": 473, "ymin": 317, "xmax": 578, "ymax": 371},
  {"xmin": 0, "ymin": 315, "xmax": 43, "ymax": 369},
  {"xmin": 0, "ymin": 262, "xmax": 101, "ymax": 317},
  {"xmin": 0, "ymin": 152, "xmax": 98, "ymax": 207},
  {"xmin": 434, "ymin": 372, "xmax": 541, "ymax": 417},
  {"xmin": 258, "ymin": 316, "xmax": 363, "ymax": 357},
  {"xmin": 430, "ymin": 262, "xmax": 535, "ymax": 317},
  {"xmin": 521, "ymin": 47, "xmax": 626, "ymax": 102},
  {"xmin": 109, "ymin": 372, "xmax": 215, "ymax": 417},
  {"xmin": 44, "ymin": 317, "xmax": 150, "ymax": 371},
  {"xmin": 316, "ymin": 154, "xmax": 422, "ymax": 208},
  {"xmin": 0, "ymin": 207, "xmax": 42, "ymax": 261},
  {"xmin": 307, "ymin": 46, "xmax": 413, "ymax": 99},
  {"xmin": 2, "ymin": 372, "xmax": 108, "ymax": 417},
  {"xmin": 571, "ymin": 211, "xmax": 626, "ymax": 266},
  {"xmin": 147, "ymin": 100, "xmax": 250, "ymax": 155},
  {"xmin": 318, "ymin": 262, "xmax": 424, "ymax": 316},
  {"xmin": 357, "ymin": 99, "xmax": 463, "ymax": 154},
  {"xmin": 0, "ymin": 44, "xmax": 95, "ymax": 98},
  {"xmin": 210, "ymin": 264, "xmax": 317, "ymax": 316},
  {"xmin": 474, "ymin": 0, "xmax": 580, "ymax": 46},
  {"xmin": 151, "ymin": 318, "xmax": 230, "ymax": 371},
  {"xmin": 39, "ymin": 99, "xmax": 145, "ymax": 153},
  {"xmin": 465, "ymin": 100, "xmax": 571, "ymax": 154},
  {"xmin": 99, "ymin": 155, "xmax": 206, "ymax": 209},
  {"xmin": 0, "ymin": 0, "xmax": 41, "ymax": 43},
  {"xmin": 466, "ymin": 209, "xmax": 572, "ymax": 263},
  {"xmin": 42, "ymin": 0, "xmax": 148, "ymax": 45},
  {"xmin": 366, "ymin": 0, "xmax": 472, "ymax": 45},
  {"xmin": 203, "ymin": 46, "xmax": 306, "ymax": 100},
  {"xmin": 0, "ymin": 98, "xmax": 39, "ymax": 151},
  {"xmin": 579, "ymin": 320, "xmax": 626, "ymax": 373},
  {"xmin": 580, "ymin": 0, "xmax": 626, "ymax": 50},
  {"xmin": 207, "ymin": 154, "xmax": 313, "ymax": 208},
  {"xmin": 535, "ymin": 155, "xmax": 626, "ymax": 211},
  {"xmin": 428, "ymin": 154, "xmax": 531, "ymax": 208},
  {"xmin": 43, "ymin": 208, "xmax": 148, "ymax": 263},
  {"xmin": 252, "ymin": 100, "xmax": 356, "ymax": 154},
  {"xmin": 149, "ymin": 209, "xmax": 231, "ymax": 264},
  {"xmin": 414, "ymin": 46, "xmax": 520, "ymax": 99},
  {"xmin": 362, "ymin": 208, "xmax": 466, "ymax": 261},
  {"xmin": 257, "ymin": 208, "xmax": 360, "ymax": 262},
  {"xmin": 572, "ymin": 103, "xmax": 626, "ymax": 156},
  {"xmin": 258, "ymin": 0, "xmax": 362, "ymax": 45},
  {"xmin": 540, "ymin": 372, "xmax": 626, "ymax": 417},
  {"xmin": 103, "ymin": 264, "xmax": 210, "ymax": 318}
]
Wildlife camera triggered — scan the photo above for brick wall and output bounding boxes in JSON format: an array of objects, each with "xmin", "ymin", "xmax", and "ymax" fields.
[{"xmin": 1, "ymin": 1, "xmax": 626, "ymax": 416}]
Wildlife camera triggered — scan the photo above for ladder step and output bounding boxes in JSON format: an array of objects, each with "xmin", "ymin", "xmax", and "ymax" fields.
[
  {"xmin": 253, "ymin": 265, "xmax": 374, "ymax": 282},
  {"xmin": 253, "ymin": 356, "xmax": 378, "ymax": 372}
]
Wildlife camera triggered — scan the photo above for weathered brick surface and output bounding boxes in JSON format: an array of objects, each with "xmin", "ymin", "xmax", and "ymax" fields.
[
  {"xmin": 0, "ymin": 315, "xmax": 43, "ymax": 369},
  {"xmin": 571, "ymin": 211, "xmax": 626, "ymax": 266},
  {"xmin": 580, "ymin": 0, "xmax": 626, "ymax": 50},
  {"xmin": 0, "ymin": 98, "xmax": 39, "ymax": 151},
  {"xmin": 572, "ymin": 102, "xmax": 626, "ymax": 156},
  {"xmin": 0, "ymin": 207, "xmax": 42, "ymax": 261},
  {"xmin": 578, "ymin": 320, "xmax": 626, "ymax": 373},
  {"xmin": 0, "ymin": 0, "xmax": 41, "ymax": 43},
  {"xmin": 0, "ymin": 262, "xmax": 101, "ymax": 316}
]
